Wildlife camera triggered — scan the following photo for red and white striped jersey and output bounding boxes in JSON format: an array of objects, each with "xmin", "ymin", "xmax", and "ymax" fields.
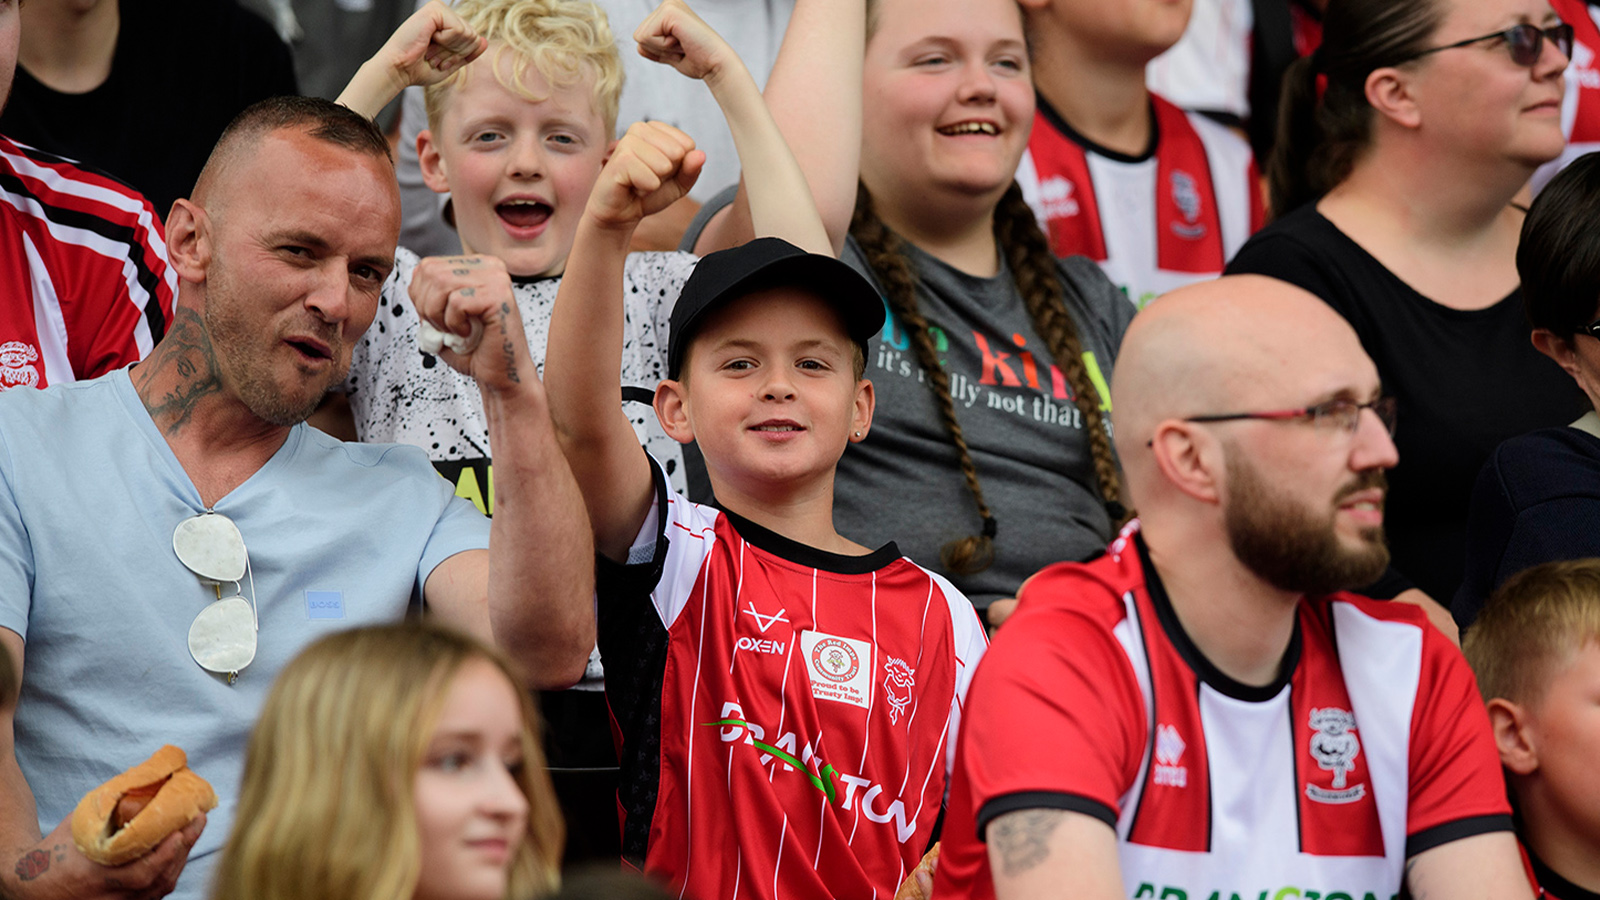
[
  {"xmin": 1016, "ymin": 95, "xmax": 1263, "ymax": 309},
  {"xmin": 0, "ymin": 136, "xmax": 172, "ymax": 390},
  {"xmin": 934, "ymin": 521, "xmax": 1512, "ymax": 900},
  {"xmin": 598, "ymin": 463, "xmax": 988, "ymax": 900},
  {"xmin": 1533, "ymin": 0, "xmax": 1600, "ymax": 195}
]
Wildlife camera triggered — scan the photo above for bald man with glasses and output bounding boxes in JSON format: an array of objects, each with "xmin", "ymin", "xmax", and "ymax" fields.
[{"xmin": 931, "ymin": 275, "xmax": 1530, "ymax": 900}]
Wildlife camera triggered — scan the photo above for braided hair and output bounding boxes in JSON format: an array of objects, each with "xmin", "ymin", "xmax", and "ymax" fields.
[{"xmin": 849, "ymin": 182, "xmax": 1125, "ymax": 576}]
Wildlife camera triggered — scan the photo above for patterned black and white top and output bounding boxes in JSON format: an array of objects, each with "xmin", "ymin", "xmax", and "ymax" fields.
[{"xmin": 344, "ymin": 246, "xmax": 699, "ymax": 505}]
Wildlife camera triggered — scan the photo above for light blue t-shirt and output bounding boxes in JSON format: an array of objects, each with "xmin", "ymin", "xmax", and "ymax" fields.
[{"xmin": 0, "ymin": 369, "xmax": 490, "ymax": 900}]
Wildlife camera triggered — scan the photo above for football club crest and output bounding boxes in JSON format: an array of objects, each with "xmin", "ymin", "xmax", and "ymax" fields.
[
  {"xmin": 882, "ymin": 657, "xmax": 915, "ymax": 724},
  {"xmin": 1168, "ymin": 171, "xmax": 1207, "ymax": 239},
  {"xmin": 1306, "ymin": 707, "xmax": 1367, "ymax": 804}
]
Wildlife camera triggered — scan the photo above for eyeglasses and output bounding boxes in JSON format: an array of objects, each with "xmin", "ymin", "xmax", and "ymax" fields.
[
  {"xmin": 1404, "ymin": 22, "xmax": 1573, "ymax": 68},
  {"xmin": 1584, "ymin": 315, "xmax": 1600, "ymax": 339},
  {"xmin": 174, "ymin": 512, "xmax": 258, "ymax": 684},
  {"xmin": 1184, "ymin": 397, "xmax": 1398, "ymax": 436}
]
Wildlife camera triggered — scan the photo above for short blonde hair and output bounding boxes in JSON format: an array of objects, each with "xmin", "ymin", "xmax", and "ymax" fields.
[
  {"xmin": 210, "ymin": 623, "xmax": 564, "ymax": 900},
  {"xmin": 1464, "ymin": 559, "xmax": 1600, "ymax": 705},
  {"xmin": 425, "ymin": 0, "xmax": 624, "ymax": 138}
]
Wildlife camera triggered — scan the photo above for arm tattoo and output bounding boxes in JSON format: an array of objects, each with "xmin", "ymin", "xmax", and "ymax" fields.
[
  {"xmin": 989, "ymin": 809, "xmax": 1066, "ymax": 877},
  {"xmin": 133, "ymin": 307, "xmax": 222, "ymax": 435},
  {"xmin": 14, "ymin": 848, "xmax": 49, "ymax": 881},
  {"xmin": 498, "ymin": 303, "xmax": 520, "ymax": 383}
]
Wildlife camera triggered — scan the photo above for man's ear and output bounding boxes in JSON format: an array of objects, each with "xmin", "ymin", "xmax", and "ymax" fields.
[
  {"xmin": 418, "ymin": 129, "xmax": 451, "ymax": 194},
  {"xmin": 1365, "ymin": 66, "xmax": 1423, "ymax": 130},
  {"xmin": 1149, "ymin": 421, "xmax": 1224, "ymax": 504},
  {"xmin": 602, "ymin": 138, "xmax": 620, "ymax": 168},
  {"xmin": 1532, "ymin": 328, "xmax": 1582, "ymax": 380},
  {"xmin": 1487, "ymin": 697, "xmax": 1540, "ymax": 775},
  {"xmin": 654, "ymin": 379, "xmax": 695, "ymax": 444},
  {"xmin": 165, "ymin": 199, "xmax": 212, "ymax": 284}
]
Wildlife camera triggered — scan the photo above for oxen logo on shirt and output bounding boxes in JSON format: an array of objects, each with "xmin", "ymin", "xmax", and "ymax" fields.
[
  {"xmin": 0, "ymin": 341, "xmax": 39, "ymax": 390},
  {"xmin": 1152, "ymin": 724, "xmax": 1188, "ymax": 787},
  {"xmin": 1306, "ymin": 707, "xmax": 1367, "ymax": 804},
  {"xmin": 883, "ymin": 657, "xmax": 914, "ymax": 724}
]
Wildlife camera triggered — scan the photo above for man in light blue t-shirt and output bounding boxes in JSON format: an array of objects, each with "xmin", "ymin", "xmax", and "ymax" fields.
[{"xmin": 0, "ymin": 96, "xmax": 594, "ymax": 900}]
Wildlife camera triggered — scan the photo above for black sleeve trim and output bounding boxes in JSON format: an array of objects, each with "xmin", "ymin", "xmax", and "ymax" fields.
[
  {"xmin": 1405, "ymin": 814, "xmax": 1514, "ymax": 858},
  {"xmin": 976, "ymin": 792, "xmax": 1117, "ymax": 841},
  {"xmin": 594, "ymin": 453, "xmax": 672, "ymax": 599}
]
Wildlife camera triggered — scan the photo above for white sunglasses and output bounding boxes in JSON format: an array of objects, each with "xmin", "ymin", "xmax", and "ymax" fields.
[{"xmin": 173, "ymin": 512, "xmax": 259, "ymax": 684}]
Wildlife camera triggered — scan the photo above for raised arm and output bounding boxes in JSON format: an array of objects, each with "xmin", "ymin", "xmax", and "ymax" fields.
[
  {"xmin": 336, "ymin": 0, "xmax": 487, "ymax": 120},
  {"xmin": 636, "ymin": 0, "xmax": 834, "ymax": 256},
  {"xmin": 544, "ymin": 123, "xmax": 703, "ymax": 561},
  {"xmin": 690, "ymin": 0, "xmax": 863, "ymax": 255},
  {"xmin": 1403, "ymin": 832, "xmax": 1533, "ymax": 900},
  {"xmin": 985, "ymin": 809, "xmax": 1124, "ymax": 900},
  {"xmin": 409, "ymin": 256, "xmax": 595, "ymax": 690}
]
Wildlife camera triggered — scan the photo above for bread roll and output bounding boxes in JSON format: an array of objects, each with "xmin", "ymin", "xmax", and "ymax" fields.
[{"xmin": 71, "ymin": 745, "xmax": 217, "ymax": 866}]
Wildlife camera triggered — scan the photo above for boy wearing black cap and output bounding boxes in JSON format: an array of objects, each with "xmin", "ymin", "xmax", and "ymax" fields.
[{"xmin": 545, "ymin": 120, "xmax": 986, "ymax": 900}]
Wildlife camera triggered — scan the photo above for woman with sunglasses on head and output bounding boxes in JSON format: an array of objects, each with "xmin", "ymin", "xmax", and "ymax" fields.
[
  {"xmin": 1225, "ymin": 0, "xmax": 1588, "ymax": 608},
  {"xmin": 209, "ymin": 622, "xmax": 564, "ymax": 900}
]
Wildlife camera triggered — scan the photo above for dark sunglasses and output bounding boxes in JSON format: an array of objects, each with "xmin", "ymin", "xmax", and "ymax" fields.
[{"xmin": 1405, "ymin": 22, "xmax": 1574, "ymax": 67}]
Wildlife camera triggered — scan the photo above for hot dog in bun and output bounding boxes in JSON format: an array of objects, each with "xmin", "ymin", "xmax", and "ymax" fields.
[{"xmin": 71, "ymin": 745, "xmax": 217, "ymax": 866}]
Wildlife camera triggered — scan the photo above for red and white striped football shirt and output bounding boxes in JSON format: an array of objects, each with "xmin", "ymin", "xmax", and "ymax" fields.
[
  {"xmin": 1016, "ymin": 94, "xmax": 1263, "ymax": 309},
  {"xmin": 599, "ymin": 464, "xmax": 988, "ymax": 900},
  {"xmin": 934, "ymin": 521, "xmax": 1512, "ymax": 900},
  {"xmin": 0, "ymin": 136, "xmax": 172, "ymax": 390}
]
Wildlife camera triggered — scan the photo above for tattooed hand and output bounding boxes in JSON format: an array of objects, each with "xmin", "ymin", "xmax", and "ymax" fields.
[
  {"xmin": 0, "ymin": 812, "xmax": 205, "ymax": 900},
  {"xmin": 407, "ymin": 255, "xmax": 538, "ymax": 394}
]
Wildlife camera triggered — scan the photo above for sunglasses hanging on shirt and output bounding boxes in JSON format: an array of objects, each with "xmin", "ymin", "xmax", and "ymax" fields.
[{"xmin": 174, "ymin": 512, "xmax": 259, "ymax": 684}]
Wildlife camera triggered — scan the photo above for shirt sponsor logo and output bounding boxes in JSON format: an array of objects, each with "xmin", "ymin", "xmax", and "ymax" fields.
[
  {"xmin": 1038, "ymin": 175, "xmax": 1081, "ymax": 219},
  {"xmin": 802, "ymin": 631, "xmax": 873, "ymax": 709},
  {"xmin": 304, "ymin": 590, "xmax": 345, "ymax": 620},
  {"xmin": 0, "ymin": 341, "xmax": 39, "ymax": 390},
  {"xmin": 735, "ymin": 636, "xmax": 785, "ymax": 655},
  {"xmin": 1134, "ymin": 881, "xmax": 1397, "ymax": 899},
  {"xmin": 741, "ymin": 601, "xmax": 789, "ymax": 634},
  {"xmin": 706, "ymin": 702, "xmax": 919, "ymax": 843},
  {"xmin": 1169, "ymin": 171, "xmax": 1207, "ymax": 239},
  {"xmin": 883, "ymin": 657, "xmax": 915, "ymax": 724},
  {"xmin": 1153, "ymin": 723, "xmax": 1188, "ymax": 788},
  {"xmin": 1306, "ymin": 707, "xmax": 1366, "ymax": 804}
]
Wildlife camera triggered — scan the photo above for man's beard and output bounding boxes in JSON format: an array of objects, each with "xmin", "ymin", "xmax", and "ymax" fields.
[
  {"xmin": 1223, "ymin": 455, "xmax": 1390, "ymax": 596},
  {"xmin": 203, "ymin": 276, "xmax": 344, "ymax": 427}
]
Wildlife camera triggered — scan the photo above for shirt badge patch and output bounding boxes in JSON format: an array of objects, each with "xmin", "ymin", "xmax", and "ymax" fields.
[
  {"xmin": 1306, "ymin": 707, "xmax": 1367, "ymax": 804},
  {"xmin": 802, "ymin": 631, "xmax": 873, "ymax": 709},
  {"xmin": 1169, "ymin": 171, "xmax": 1207, "ymax": 239},
  {"xmin": 0, "ymin": 341, "xmax": 40, "ymax": 390},
  {"xmin": 883, "ymin": 657, "xmax": 915, "ymax": 724}
]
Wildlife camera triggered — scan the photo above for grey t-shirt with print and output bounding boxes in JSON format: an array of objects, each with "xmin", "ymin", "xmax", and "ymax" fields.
[{"xmin": 836, "ymin": 237, "xmax": 1136, "ymax": 609}]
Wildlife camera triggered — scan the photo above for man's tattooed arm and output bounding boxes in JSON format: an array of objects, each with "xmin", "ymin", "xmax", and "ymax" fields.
[{"xmin": 988, "ymin": 809, "xmax": 1066, "ymax": 877}]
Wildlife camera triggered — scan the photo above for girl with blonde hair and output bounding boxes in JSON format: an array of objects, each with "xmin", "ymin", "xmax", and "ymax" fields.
[{"xmin": 210, "ymin": 622, "xmax": 563, "ymax": 900}]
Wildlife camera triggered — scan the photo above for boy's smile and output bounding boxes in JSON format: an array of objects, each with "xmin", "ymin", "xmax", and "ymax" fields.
[{"xmin": 419, "ymin": 46, "xmax": 611, "ymax": 278}]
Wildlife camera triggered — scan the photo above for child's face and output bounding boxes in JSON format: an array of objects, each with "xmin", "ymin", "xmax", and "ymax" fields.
[
  {"xmin": 419, "ymin": 48, "xmax": 611, "ymax": 278},
  {"xmin": 1522, "ymin": 640, "xmax": 1600, "ymax": 851},
  {"xmin": 413, "ymin": 659, "xmax": 530, "ymax": 900},
  {"xmin": 662, "ymin": 289, "xmax": 873, "ymax": 497},
  {"xmin": 860, "ymin": 0, "xmax": 1034, "ymax": 213}
]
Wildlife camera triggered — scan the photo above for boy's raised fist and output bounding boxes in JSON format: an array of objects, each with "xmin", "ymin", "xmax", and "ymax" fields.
[{"xmin": 588, "ymin": 121, "xmax": 705, "ymax": 229}]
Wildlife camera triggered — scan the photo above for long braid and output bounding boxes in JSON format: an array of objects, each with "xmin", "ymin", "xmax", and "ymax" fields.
[
  {"xmin": 993, "ymin": 183, "xmax": 1127, "ymax": 524},
  {"xmin": 851, "ymin": 187, "xmax": 998, "ymax": 575}
]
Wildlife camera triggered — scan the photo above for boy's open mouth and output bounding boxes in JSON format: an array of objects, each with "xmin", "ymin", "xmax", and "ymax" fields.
[{"xmin": 497, "ymin": 199, "xmax": 552, "ymax": 229}]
